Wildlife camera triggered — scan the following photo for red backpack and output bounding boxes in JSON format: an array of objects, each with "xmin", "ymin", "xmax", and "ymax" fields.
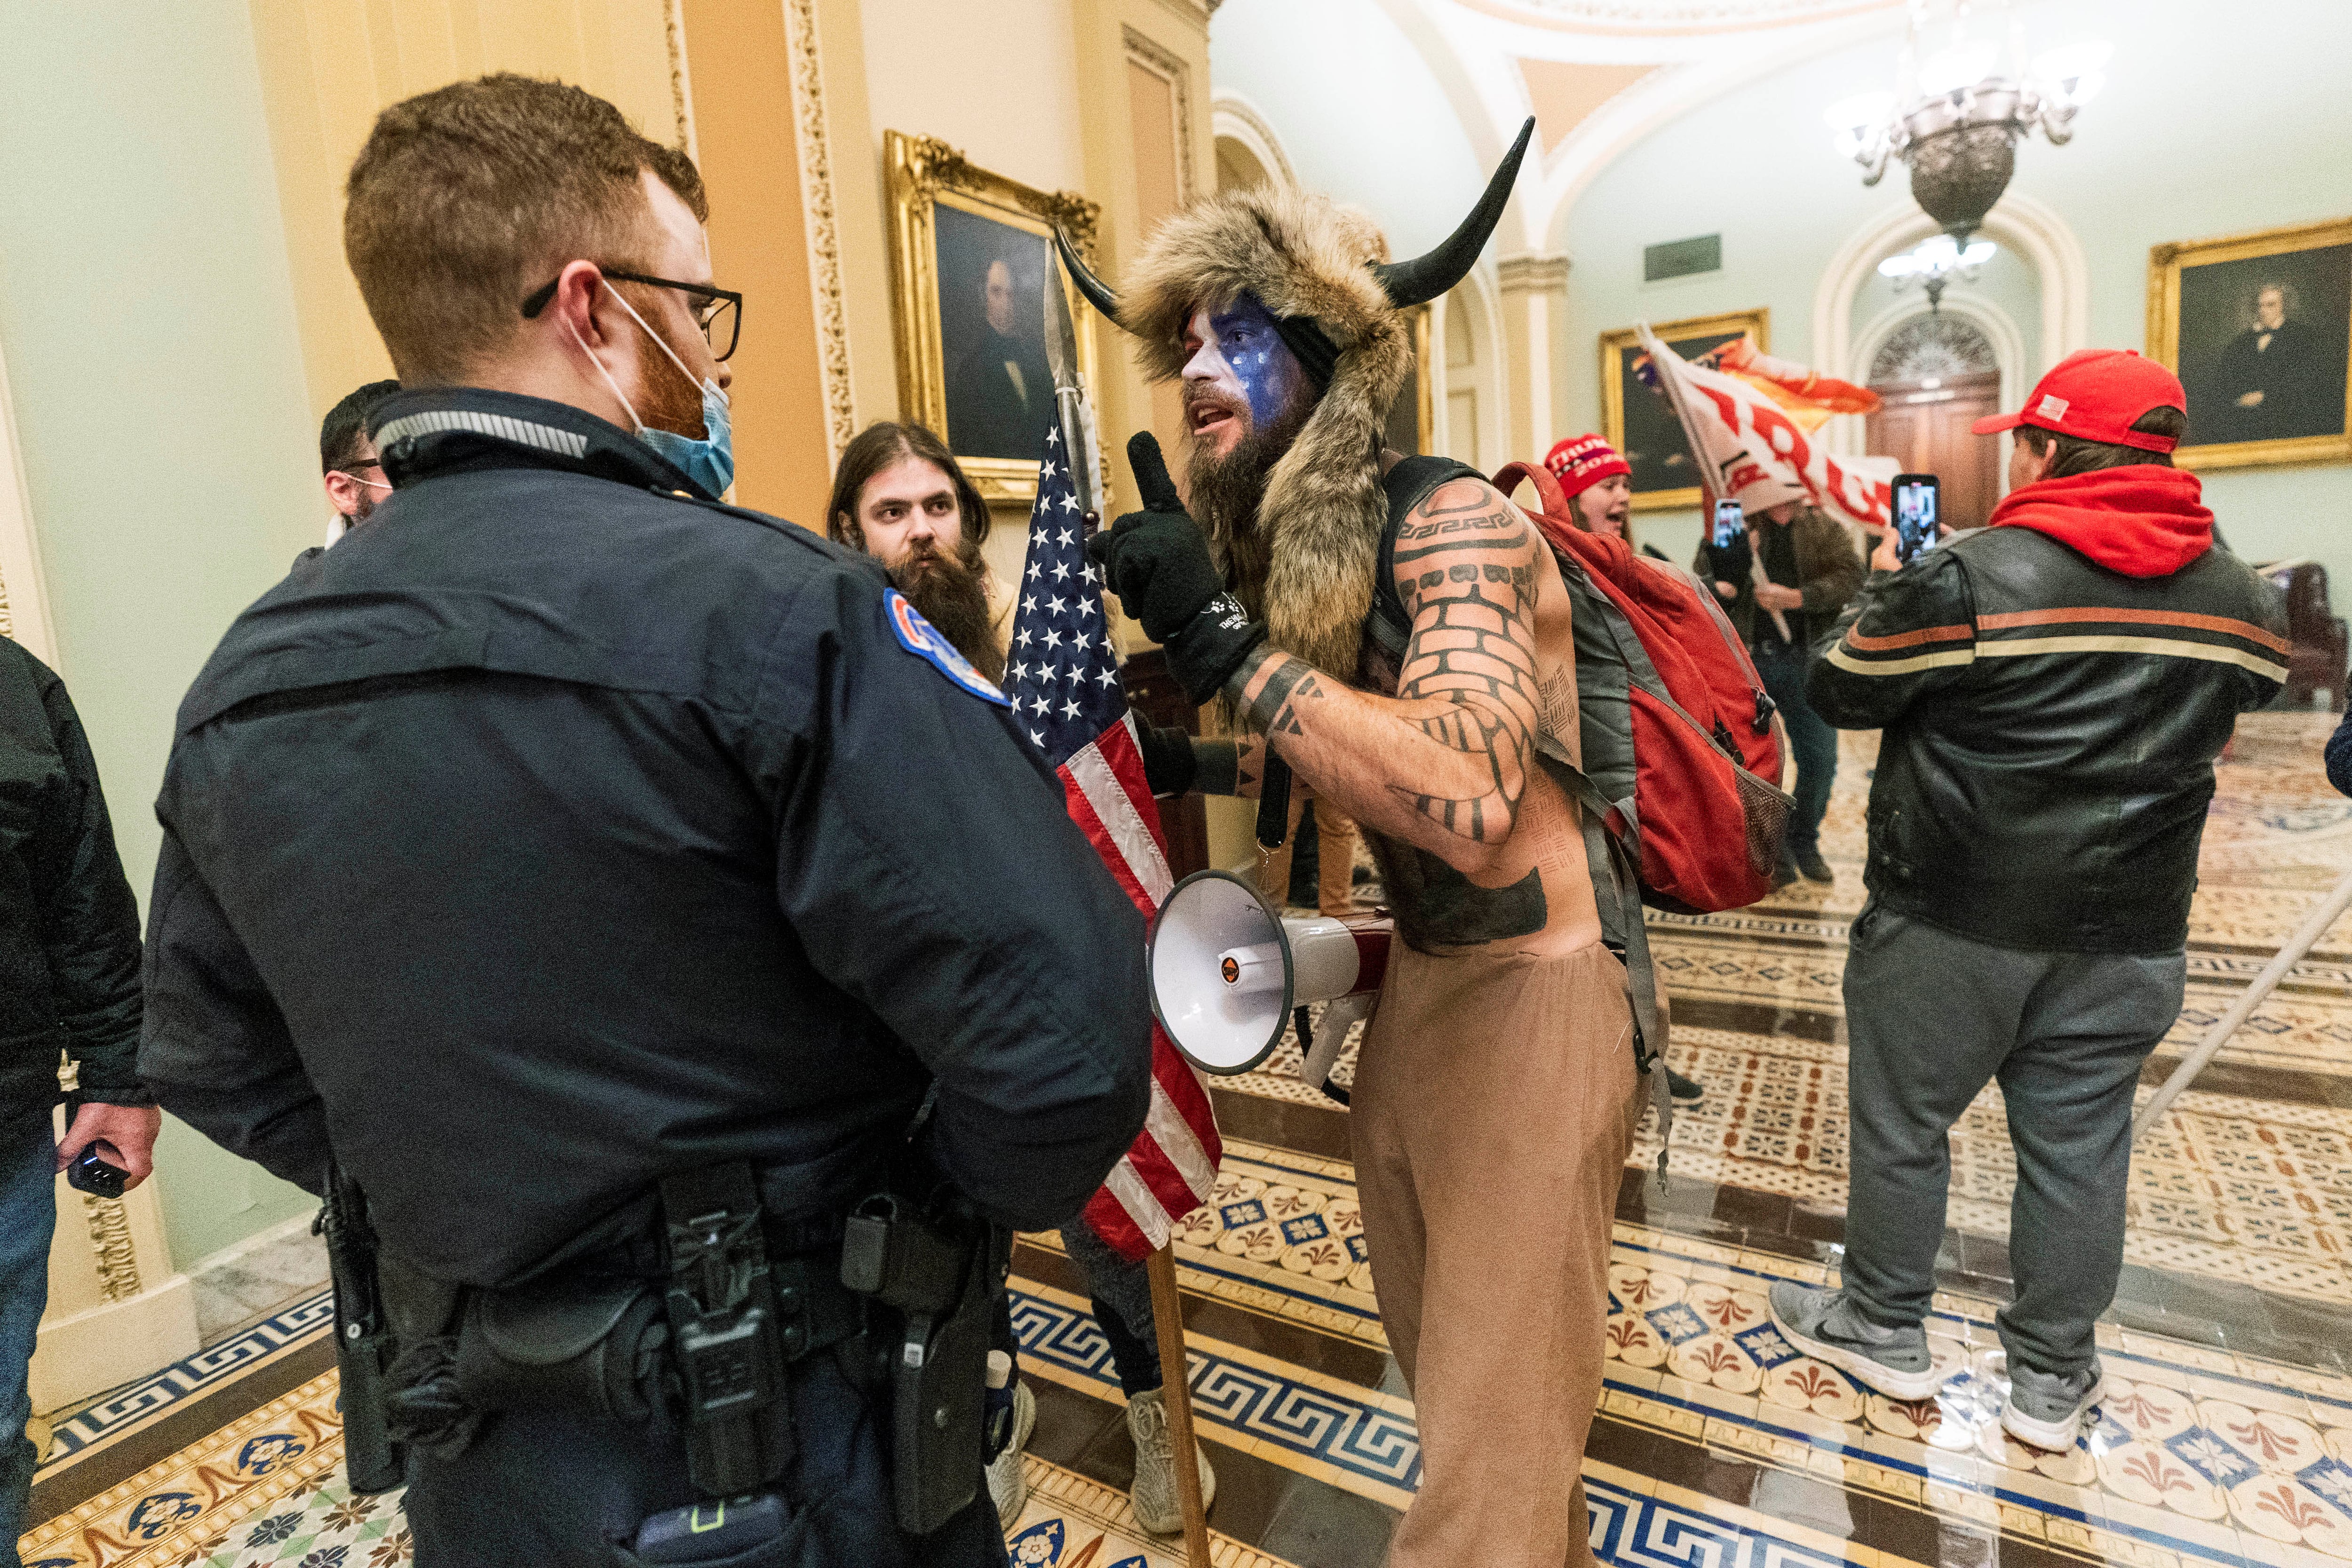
[{"xmin": 1371, "ymin": 456, "xmax": 1791, "ymax": 914}]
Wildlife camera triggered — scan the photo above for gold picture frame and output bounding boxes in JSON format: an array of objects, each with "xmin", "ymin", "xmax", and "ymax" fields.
[
  {"xmin": 2148, "ymin": 216, "xmax": 2352, "ymax": 471},
  {"xmin": 884, "ymin": 130, "xmax": 1104, "ymax": 503},
  {"xmin": 1599, "ymin": 308, "xmax": 1770, "ymax": 511}
]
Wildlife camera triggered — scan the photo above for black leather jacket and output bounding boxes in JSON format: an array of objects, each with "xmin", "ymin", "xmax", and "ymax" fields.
[
  {"xmin": 0, "ymin": 638, "xmax": 144, "ymax": 1119},
  {"xmin": 1808, "ymin": 525, "xmax": 2286, "ymax": 953}
]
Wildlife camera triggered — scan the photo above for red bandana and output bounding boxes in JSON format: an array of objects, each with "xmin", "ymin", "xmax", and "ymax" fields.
[{"xmin": 1986, "ymin": 465, "xmax": 2213, "ymax": 579}]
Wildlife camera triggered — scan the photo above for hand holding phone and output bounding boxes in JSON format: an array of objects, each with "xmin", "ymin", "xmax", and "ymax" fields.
[
  {"xmin": 67, "ymin": 1142, "xmax": 128, "ymax": 1199},
  {"xmin": 1711, "ymin": 499, "xmax": 1744, "ymax": 549},
  {"xmin": 1892, "ymin": 474, "xmax": 1940, "ymax": 564}
]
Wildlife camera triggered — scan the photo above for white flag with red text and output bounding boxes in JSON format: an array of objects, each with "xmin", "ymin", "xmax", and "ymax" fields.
[{"xmin": 1637, "ymin": 325, "xmax": 1898, "ymax": 531}]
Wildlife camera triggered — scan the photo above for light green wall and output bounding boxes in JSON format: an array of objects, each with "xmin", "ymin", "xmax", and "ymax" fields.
[
  {"xmin": 1562, "ymin": 0, "xmax": 2352, "ymax": 581},
  {"xmin": 0, "ymin": 0, "xmax": 325, "ymax": 1265}
]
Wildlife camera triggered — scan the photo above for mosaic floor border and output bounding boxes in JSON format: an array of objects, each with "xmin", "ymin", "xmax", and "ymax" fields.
[
  {"xmin": 1012, "ymin": 1136, "xmax": 2352, "ymax": 1567},
  {"xmin": 35, "ymin": 1290, "xmax": 334, "ymax": 1476}
]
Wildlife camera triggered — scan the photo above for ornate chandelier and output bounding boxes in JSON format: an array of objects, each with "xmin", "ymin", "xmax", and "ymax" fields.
[
  {"xmin": 1878, "ymin": 233, "xmax": 1996, "ymax": 314},
  {"xmin": 1824, "ymin": 0, "xmax": 2109, "ymax": 243}
]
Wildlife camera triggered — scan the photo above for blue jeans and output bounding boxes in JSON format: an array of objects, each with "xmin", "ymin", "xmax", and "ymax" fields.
[
  {"xmin": 1, "ymin": 1113, "xmax": 56, "ymax": 1568},
  {"xmin": 1753, "ymin": 638, "xmax": 1836, "ymax": 859}
]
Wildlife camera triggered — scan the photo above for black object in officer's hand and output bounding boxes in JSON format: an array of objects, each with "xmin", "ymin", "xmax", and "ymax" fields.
[
  {"xmin": 632, "ymin": 1493, "xmax": 788, "ymax": 1563},
  {"xmin": 66, "ymin": 1142, "xmax": 127, "ymax": 1199}
]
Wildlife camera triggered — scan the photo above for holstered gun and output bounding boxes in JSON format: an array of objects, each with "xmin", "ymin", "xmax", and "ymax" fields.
[
  {"xmin": 318, "ymin": 1161, "xmax": 404, "ymax": 1493},
  {"xmin": 839, "ymin": 1190, "xmax": 998, "ymax": 1535}
]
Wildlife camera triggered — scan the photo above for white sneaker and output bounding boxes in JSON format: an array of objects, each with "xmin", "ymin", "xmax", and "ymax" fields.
[
  {"xmin": 1125, "ymin": 1386, "xmax": 1216, "ymax": 1536},
  {"xmin": 985, "ymin": 1378, "xmax": 1035, "ymax": 1525},
  {"xmin": 2001, "ymin": 1360, "xmax": 2104, "ymax": 1451}
]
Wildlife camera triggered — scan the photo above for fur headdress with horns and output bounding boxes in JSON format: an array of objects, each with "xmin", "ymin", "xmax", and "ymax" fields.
[{"xmin": 1059, "ymin": 119, "xmax": 1534, "ymax": 683}]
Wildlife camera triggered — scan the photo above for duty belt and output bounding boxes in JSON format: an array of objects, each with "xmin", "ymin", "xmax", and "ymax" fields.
[{"xmin": 374, "ymin": 1183, "xmax": 866, "ymax": 1490}]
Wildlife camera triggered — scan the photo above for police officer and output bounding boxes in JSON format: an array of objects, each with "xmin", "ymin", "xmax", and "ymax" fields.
[{"xmin": 138, "ymin": 75, "xmax": 1151, "ymax": 1568}]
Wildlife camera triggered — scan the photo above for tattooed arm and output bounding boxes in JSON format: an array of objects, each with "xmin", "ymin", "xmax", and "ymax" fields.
[{"xmin": 1225, "ymin": 478, "xmax": 1540, "ymax": 874}]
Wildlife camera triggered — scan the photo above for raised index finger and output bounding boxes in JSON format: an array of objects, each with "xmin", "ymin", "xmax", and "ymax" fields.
[{"xmin": 1127, "ymin": 431, "xmax": 1183, "ymax": 515}]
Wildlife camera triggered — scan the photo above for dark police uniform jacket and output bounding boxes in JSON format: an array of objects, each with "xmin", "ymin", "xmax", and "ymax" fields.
[{"xmin": 138, "ymin": 388, "xmax": 1154, "ymax": 1291}]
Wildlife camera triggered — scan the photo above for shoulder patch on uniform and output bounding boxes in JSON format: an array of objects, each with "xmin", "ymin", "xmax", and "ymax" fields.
[{"xmin": 883, "ymin": 589, "xmax": 1009, "ymax": 706}]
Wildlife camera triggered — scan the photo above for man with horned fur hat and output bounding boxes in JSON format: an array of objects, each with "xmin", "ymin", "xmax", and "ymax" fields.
[{"xmin": 1070, "ymin": 122, "xmax": 1648, "ymax": 1567}]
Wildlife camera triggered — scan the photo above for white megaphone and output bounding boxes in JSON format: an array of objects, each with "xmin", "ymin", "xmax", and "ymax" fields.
[{"xmin": 1146, "ymin": 870, "xmax": 1392, "ymax": 1097}]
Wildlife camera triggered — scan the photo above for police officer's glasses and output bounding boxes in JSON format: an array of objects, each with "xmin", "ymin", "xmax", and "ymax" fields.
[{"xmin": 521, "ymin": 269, "xmax": 744, "ymax": 363}]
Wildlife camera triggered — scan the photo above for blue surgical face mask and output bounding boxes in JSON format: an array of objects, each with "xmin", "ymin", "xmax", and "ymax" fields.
[
  {"xmin": 1208, "ymin": 294, "xmax": 1301, "ymax": 429},
  {"xmin": 572, "ymin": 281, "xmax": 735, "ymax": 497}
]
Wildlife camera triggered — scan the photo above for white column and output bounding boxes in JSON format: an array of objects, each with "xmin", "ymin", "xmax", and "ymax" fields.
[{"xmin": 1495, "ymin": 252, "xmax": 1572, "ymax": 459}]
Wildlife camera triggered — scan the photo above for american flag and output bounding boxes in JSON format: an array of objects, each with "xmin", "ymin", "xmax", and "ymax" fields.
[{"xmin": 1008, "ymin": 426, "xmax": 1222, "ymax": 1261}]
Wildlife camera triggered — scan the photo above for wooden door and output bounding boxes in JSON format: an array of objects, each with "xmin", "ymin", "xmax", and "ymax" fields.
[{"xmin": 1866, "ymin": 370, "xmax": 2003, "ymax": 530}]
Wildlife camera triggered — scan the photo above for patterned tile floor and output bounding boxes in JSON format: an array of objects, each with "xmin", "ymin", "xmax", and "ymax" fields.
[{"xmin": 24, "ymin": 714, "xmax": 2352, "ymax": 1568}]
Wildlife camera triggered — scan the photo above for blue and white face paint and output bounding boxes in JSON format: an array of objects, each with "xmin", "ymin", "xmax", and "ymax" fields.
[{"xmin": 1179, "ymin": 292, "xmax": 1303, "ymax": 455}]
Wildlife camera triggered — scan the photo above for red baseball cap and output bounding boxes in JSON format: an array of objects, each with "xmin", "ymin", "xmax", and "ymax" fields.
[
  {"xmin": 1971, "ymin": 349, "xmax": 2186, "ymax": 453},
  {"xmin": 1545, "ymin": 433, "xmax": 1632, "ymax": 499}
]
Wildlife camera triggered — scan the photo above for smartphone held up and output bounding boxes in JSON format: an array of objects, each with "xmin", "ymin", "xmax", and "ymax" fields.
[
  {"xmin": 1711, "ymin": 499, "xmax": 1744, "ymax": 549},
  {"xmin": 1893, "ymin": 474, "xmax": 1939, "ymax": 564}
]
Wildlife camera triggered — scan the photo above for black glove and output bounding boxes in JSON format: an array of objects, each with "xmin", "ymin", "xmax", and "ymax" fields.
[
  {"xmin": 1086, "ymin": 432, "xmax": 1265, "ymax": 704},
  {"xmin": 1133, "ymin": 722, "xmax": 1200, "ymax": 797}
]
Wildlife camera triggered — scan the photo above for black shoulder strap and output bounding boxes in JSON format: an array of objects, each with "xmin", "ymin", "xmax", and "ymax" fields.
[{"xmin": 1370, "ymin": 456, "xmax": 1483, "ymax": 664}]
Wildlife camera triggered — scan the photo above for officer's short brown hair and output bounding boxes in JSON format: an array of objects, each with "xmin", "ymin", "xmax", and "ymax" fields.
[{"xmin": 344, "ymin": 74, "xmax": 707, "ymax": 386}]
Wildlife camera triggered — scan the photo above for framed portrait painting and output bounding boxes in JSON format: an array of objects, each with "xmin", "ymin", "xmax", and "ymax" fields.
[
  {"xmin": 884, "ymin": 130, "xmax": 1104, "ymax": 501},
  {"xmin": 2149, "ymin": 217, "xmax": 2352, "ymax": 470},
  {"xmin": 1598, "ymin": 309, "xmax": 1770, "ymax": 510}
]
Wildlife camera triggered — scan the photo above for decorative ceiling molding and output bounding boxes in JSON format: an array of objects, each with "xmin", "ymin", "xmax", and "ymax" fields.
[
  {"xmin": 1516, "ymin": 58, "xmax": 1658, "ymax": 153},
  {"xmin": 1212, "ymin": 91, "xmax": 1296, "ymax": 188},
  {"xmin": 1454, "ymin": 0, "xmax": 1898, "ymax": 35}
]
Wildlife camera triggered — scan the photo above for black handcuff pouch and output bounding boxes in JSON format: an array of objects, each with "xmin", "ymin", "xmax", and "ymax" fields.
[{"xmin": 452, "ymin": 1278, "xmax": 667, "ymax": 1423}]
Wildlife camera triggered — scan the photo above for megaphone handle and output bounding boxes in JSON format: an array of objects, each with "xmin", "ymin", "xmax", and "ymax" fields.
[{"xmin": 1255, "ymin": 753, "xmax": 1293, "ymax": 853}]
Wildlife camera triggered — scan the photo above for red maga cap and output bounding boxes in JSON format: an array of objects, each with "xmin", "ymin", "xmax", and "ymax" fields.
[
  {"xmin": 1545, "ymin": 433, "xmax": 1632, "ymax": 499},
  {"xmin": 1971, "ymin": 349, "xmax": 2186, "ymax": 453}
]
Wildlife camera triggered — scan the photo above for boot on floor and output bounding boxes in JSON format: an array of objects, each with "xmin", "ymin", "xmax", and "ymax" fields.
[{"xmin": 1126, "ymin": 1386, "xmax": 1216, "ymax": 1535}]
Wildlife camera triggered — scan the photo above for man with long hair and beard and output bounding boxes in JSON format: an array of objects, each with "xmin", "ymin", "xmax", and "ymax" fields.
[
  {"xmin": 1072, "ymin": 120, "xmax": 1653, "ymax": 1568},
  {"xmin": 825, "ymin": 420, "xmax": 1218, "ymax": 1537},
  {"xmin": 826, "ymin": 422, "xmax": 1009, "ymax": 685}
]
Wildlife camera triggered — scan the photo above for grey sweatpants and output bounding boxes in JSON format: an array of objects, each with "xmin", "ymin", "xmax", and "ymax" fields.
[{"xmin": 1840, "ymin": 902, "xmax": 2184, "ymax": 1379}]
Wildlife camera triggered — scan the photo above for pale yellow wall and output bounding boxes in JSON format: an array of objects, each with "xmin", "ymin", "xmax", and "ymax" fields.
[
  {"xmin": 859, "ymin": 0, "xmax": 1087, "ymax": 196},
  {"xmin": 248, "ymin": 0, "xmax": 684, "ymax": 420}
]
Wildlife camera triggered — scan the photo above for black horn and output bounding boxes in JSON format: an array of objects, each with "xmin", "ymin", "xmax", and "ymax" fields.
[
  {"xmin": 1369, "ymin": 116, "xmax": 1535, "ymax": 308},
  {"xmin": 1054, "ymin": 228, "xmax": 1126, "ymax": 327}
]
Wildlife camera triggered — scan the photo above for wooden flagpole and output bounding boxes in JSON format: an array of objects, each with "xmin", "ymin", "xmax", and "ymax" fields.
[{"xmin": 1145, "ymin": 1243, "xmax": 1211, "ymax": 1567}]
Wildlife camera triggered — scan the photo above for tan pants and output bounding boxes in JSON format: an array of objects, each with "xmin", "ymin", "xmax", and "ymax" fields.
[
  {"xmin": 1352, "ymin": 940, "xmax": 1642, "ymax": 1568},
  {"xmin": 1254, "ymin": 782, "xmax": 1360, "ymax": 916}
]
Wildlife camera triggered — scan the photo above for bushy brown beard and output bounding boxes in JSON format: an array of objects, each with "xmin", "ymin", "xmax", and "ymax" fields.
[
  {"xmin": 1184, "ymin": 388, "xmax": 1314, "ymax": 621},
  {"xmin": 892, "ymin": 541, "xmax": 1005, "ymax": 685}
]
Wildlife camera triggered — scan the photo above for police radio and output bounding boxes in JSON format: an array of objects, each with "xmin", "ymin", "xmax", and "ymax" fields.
[{"xmin": 1146, "ymin": 871, "xmax": 1391, "ymax": 1097}]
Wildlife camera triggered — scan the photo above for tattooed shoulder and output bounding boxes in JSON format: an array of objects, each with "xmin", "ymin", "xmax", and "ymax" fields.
[{"xmin": 1393, "ymin": 482, "xmax": 1538, "ymax": 614}]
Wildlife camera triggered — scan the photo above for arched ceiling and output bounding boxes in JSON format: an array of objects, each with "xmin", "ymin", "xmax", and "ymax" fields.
[
  {"xmin": 1453, "ymin": 0, "xmax": 1898, "ymax": 35},
  {"xmin": 1363, "ymin": 0, "xmax": 1912, "ymax": 251}
]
